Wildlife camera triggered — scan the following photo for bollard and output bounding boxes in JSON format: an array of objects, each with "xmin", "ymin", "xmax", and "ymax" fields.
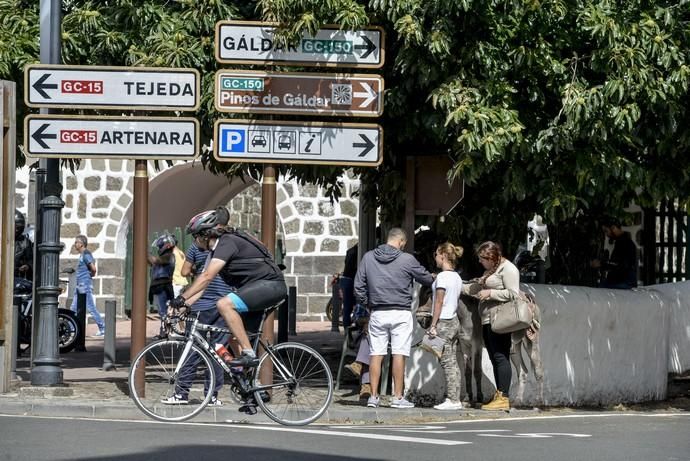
[
  {"xmin": 10, "ymin": 303, "xmax": 19, "ymax": 381},
  {"xmin": 288, "ymin": 286, "xmax": 296, "ymax": 336},
  {"xmin": 102, "ymin": 300, "xmax": 117, "ymax": 371},
  {"xmin": 74, "ymin": 292, "xmax": 87, "ymax": 352},
  {"xmin": 277, "ymin": 296, "xmax": 288, "ymax": 344},
  {"xmin": 330, "ymin": 277, "xmax": 341, "ymax": 332}
]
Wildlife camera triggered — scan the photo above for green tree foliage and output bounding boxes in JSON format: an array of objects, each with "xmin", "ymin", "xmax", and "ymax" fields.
[
  {"xmin": 261, "ymin": 0, "xmax": 690, "ymax": 283},
  {"xmin": 2, "ymin": 0, "xmax": 688, "ymax": 283}
]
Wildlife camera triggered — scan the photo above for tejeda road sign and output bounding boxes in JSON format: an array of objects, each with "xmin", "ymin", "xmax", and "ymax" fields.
[{"xmin": 24, "ymin": 65, "xmax": 200, "ymax": 111}]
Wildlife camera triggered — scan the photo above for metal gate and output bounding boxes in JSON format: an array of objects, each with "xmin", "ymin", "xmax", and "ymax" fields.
[{"xmin": 643, "ymin": 200, "xmax": 690, "ymax": 284}]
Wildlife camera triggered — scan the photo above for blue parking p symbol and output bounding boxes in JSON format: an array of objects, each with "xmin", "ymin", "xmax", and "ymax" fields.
[{"xmin": 221, "ymin": 129, "xmax": 245, "ymax": 153}]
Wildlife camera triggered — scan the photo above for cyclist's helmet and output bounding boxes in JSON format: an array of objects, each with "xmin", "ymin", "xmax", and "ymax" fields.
[
  {"xmin": 153, "ymin": 233, "xmax": 175, "ymax": 256},
  {"xmin": 15, "ymin": 209, "xmax": 25, "ymax": 238},
  {"xmin": 185, "ymin": 207, "xmax": 230, "ymax": 238}
]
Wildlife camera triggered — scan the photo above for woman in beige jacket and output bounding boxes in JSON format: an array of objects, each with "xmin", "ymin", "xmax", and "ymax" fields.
[{"xmin": 463, "ymin": 241, "xmax": 520, "ymax": 410}]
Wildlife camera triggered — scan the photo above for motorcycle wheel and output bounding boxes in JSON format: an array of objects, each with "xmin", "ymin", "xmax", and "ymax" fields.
[
  {"xmin": 325, "ymin": 299, "xmax": 334, "ymax": 322},
  {"xmin": 58, "ymin": 309, "xmax": 79, "ymax": 354}
]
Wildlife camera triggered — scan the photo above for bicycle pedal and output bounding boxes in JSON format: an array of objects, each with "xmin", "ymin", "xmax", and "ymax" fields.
[{"xmin": 238, "ymin": 404, "xmax": 258, "ymax": 415}]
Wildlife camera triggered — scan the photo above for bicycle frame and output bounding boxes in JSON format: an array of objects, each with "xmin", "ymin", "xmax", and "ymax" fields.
[{"xmin": 171, "ymin": 307, "xmax": 295, "ymax": 394}]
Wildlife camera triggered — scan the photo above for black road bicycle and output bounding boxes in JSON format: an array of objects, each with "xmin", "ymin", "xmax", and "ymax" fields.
[{"xmin": 128, "ymin": 303, "xmax": 333, "ymax": 425}]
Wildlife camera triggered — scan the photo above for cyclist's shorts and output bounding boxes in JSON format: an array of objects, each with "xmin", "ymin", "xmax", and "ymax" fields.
[{"xmin": 227, "ymin": 280, "xmax": 287, "ymax": 313}]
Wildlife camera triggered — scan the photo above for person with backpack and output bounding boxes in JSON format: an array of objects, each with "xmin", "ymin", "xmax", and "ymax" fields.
[
  {"xmin": 170, "ymin": 207, "xmax": 287, "ymax": 367},
  {"xmin": 148, "ymin": 233, "xmax": 176, "ymax": 339}
]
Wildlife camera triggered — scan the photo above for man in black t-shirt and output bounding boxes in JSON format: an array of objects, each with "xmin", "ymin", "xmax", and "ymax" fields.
[{"xmin": 171, "ymin": 207, "xmax": 287, "ymax": 366}]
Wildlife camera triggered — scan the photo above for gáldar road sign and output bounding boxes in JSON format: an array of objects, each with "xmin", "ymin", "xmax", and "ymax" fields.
[
  {"xmin": 215, "ymin": 20, "xmax": 384, "ymax": 68},
  {"xmin": 24, "ymin": 64, "xmax": 200, "ymax": 110},
  {"xmin": 25, "ymin": 115, "xmax": 199, "ymax": 159},
  {"xmin": 215, "ymin": 70, "xmax": 384, "ymax": 117},
  {"xmin": 214, "ymin": 119, "xmax": 382, "ymax": 166}
]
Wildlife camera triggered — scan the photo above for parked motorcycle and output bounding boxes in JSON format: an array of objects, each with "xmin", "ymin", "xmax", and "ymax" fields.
[
  {"xmin": 14, "ymin": 277, "xmax": 80, "ymax": 355},
  {"xmin": 514, "ymin": 250, "xmax": 546, "ymax": 284}
]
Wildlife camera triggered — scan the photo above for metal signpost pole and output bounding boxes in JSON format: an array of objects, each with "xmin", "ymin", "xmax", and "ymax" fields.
[{"xmin": 32, "ymin": 0, "xmax": 63, "ymax": 386}]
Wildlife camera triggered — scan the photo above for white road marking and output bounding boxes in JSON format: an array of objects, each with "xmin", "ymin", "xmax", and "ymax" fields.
[
  {"xmin": 479, "ymin": 433, "xmax": 592, "ymax": 438},
  {"xmin": 220, "ymin": 423, "xmax": 471, "ymax": 446},
  {"xmin": 397, "ymin": 429, "xmax": 511, "ymax": 434}
]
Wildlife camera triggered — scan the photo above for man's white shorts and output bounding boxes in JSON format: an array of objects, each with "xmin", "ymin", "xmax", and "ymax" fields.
[{"xmin": 368, "ymin": 310, "xmax": 413, "ymax": 356}]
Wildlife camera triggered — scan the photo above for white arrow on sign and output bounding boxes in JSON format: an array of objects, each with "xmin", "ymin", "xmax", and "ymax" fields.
[
  {"xmin": 24, "ymin": 115, "xmax": 199, "ymax": 160},
  {"xmin": 215, "ymin": 20, "xmax": 385, "ymax": 68},
  {"xmin": 354, "ymin": 82, "xmax": 377, "ymax": 108},
  {"xmin": 24, "ymin": 64, "xmax": 200, "ymax": 111},
  {"xmin": 214, "ymin": 119, "xmax": 382, "ymax": 166}
]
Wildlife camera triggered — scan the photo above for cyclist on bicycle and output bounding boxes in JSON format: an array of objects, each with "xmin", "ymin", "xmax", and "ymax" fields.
[{"xmin": 170, "ymin": 206, "xmax": 287, "ymax": 367}]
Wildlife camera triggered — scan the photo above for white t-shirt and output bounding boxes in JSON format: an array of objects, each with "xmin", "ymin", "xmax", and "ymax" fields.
[{"xmin": 432, "ymin": 270, "xmax": 463, "ymax": 320}]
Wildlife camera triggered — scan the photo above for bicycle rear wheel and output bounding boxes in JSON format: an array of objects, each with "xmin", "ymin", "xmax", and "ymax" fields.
[
  {"xmin": 253, "ymin": 342, "xmax": 333, "ymax": 426},
  {"xmin": 129, "ymin": 339, "xmax": 215, "ymax": 422}
]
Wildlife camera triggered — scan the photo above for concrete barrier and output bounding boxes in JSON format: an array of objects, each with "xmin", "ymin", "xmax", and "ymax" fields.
[
  {"xmin": 406, "ymin": 282, "xmax": 689, "ymax": 406},
  {"xmin": 647, "ymin": 281, "xmax": 690, "ymax": 375}
]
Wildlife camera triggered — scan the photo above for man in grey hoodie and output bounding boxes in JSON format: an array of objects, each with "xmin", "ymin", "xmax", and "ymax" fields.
[{"xmin": 354, "ymin": 227, "xmax": 434, "ymax": 408}]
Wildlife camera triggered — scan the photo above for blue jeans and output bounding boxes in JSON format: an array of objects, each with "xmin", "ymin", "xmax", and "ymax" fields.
[
  {"xmin": 155, "ymin": 291, "xmax": 172, "ymax": 320},
  {"xmin": 176, "ymin": 310, "xmax": 228, "ymax": 398},
  {"xmin": 70, "ymin": 284, "xmax": 105, "ymax": 331},
  {"xmin": 339, "ymin": 276, "xmax": 355, "ymax": 329}
]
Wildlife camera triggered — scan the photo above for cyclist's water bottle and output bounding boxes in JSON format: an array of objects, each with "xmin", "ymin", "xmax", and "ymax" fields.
[{"xmin": 214, "ymin": 343, "xmax": 233, "ymax": 364}]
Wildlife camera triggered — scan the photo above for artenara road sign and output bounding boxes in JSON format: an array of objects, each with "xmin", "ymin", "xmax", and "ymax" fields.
[
  {"xmin": 214, "ymin": 119, "xmax": 382, "ymax": 166},
  {"xmin": 215, "ymin": 21, "xmax": 384, "ymax": 68},
  {"xmin": 25, "ymin": 115, "xmax": 199, "ymax": 160},
  {"xmin": 24, "ymin": 65, "xmax": 200, "ymax": 111},
  {"xmin": 215, "ymin": 70, "xmax": 383, "ymax": 117}
]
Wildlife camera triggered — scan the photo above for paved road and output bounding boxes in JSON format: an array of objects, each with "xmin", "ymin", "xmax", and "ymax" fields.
[{"xmin": 0, "ymin": 413, "xmax": 688, "ymax": 461}]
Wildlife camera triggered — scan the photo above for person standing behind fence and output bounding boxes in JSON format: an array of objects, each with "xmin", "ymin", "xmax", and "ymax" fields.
[
  {"xmin": 355, "ymin": 227, "xmax": 434, "ymax": 409},
  {"xmin": 465, "ymin": 241, "xmax": 519, "ymax": 411},
  {"xmin": 148, "ymin": 234, "xmax": 175, "ymax": 339},
  {"xmin": 171, "ymin": 236, "xmax": 188, "ymax": 297},
  {"xmin": 427, "ymin": 242, "xmax": 464, "ymax": 411},
  {"xmin": 339, "ymin": 242, "xmax": 358, "ymax": 330},
  {"xmin": 70, "ymin": 235, "xmax": 105, "ymax": 337}
]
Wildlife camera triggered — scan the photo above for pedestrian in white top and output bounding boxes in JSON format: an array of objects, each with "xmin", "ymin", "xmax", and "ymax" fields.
[{"xmin": 427, "ymin": 242, "xmax": 464, "ymax": 410}]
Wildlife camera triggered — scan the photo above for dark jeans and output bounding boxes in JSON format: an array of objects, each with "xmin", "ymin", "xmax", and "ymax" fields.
[
  {"xmin": 339, "ymin": 276, "xmax": 354, "ymax": 329},
  {"xmin": 482, "ymin": 324, "xmax": 512, "ymax": 395},
  {"xmin": 176, "ymin": 309, "xmax": 229, "ymax": 398}
]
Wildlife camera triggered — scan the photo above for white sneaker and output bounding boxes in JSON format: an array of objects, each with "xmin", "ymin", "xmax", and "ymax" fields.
[
  {"xmin": 160, "ymin": 394, "xmax": 188, "ymax": 405},
  {"xmin": 390, "ymin": 397, "xmax": 415, "ymax": 409},
  {"xmin": 434, "ymin": 398, "xmax": 463, "ymax": 410},
  {"xmin": 208, "ymin": 396, "xmax": 223, "ymax": 407},
  {"xmin": 366, "ymin": 396, "xmax": 380, "ymax": 408}
]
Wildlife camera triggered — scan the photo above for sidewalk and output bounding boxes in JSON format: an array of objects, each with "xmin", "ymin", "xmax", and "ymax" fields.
[{"xmin": 1, "ymin": 317, "xmax": 688, "ymax": 425}]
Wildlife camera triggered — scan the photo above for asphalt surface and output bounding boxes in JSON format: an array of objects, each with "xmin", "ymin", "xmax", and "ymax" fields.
[
  {"xmin": 1, "ymin": 413, "xmax": 688, "ymax": 461},
  {"xmin": 2, "ymin": 318, "xmax": 689, "ymax": 426}
]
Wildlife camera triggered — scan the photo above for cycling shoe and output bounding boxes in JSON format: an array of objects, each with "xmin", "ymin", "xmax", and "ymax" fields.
[{"xmin": 228, "ymin": 354, "xmax": 260, "ymax": 368}]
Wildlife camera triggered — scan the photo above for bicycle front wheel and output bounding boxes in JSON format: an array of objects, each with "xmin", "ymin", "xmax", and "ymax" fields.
[
  {"xmin": 253, "ymin": 342, "xmax": 333, "ymax": 426},
  {"xmin": 129, "ymin": 339, "xmax": 215, "ymax": 422}
]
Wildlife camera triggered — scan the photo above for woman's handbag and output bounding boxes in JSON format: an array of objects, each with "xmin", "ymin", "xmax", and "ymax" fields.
[{"xmin": 490, "ymin": 293, "xmax": 534, "ymax": 334}]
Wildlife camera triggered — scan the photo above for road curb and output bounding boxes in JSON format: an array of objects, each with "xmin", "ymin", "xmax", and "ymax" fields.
[{"xmin": 0, "ymin": 396, "xmax": 543, "ymax": 425}]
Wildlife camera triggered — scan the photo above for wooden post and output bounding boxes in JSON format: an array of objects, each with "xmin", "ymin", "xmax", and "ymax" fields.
[
  {"xmin": 0, "ymin": 81, "xmax": 17, "ymax": 393},
  {"xmin": 260, "ymin": 164, "xmax": 276, "ymax": 385},
  {"xmin": 131, "ymin": 160, "xmax": 149, "ymax": 395}
]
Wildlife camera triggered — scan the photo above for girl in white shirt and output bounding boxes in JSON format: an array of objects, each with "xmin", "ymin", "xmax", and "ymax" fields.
[{"xmin": 428, "ymin": 242, "xmax": 464, "ymax": 410}]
